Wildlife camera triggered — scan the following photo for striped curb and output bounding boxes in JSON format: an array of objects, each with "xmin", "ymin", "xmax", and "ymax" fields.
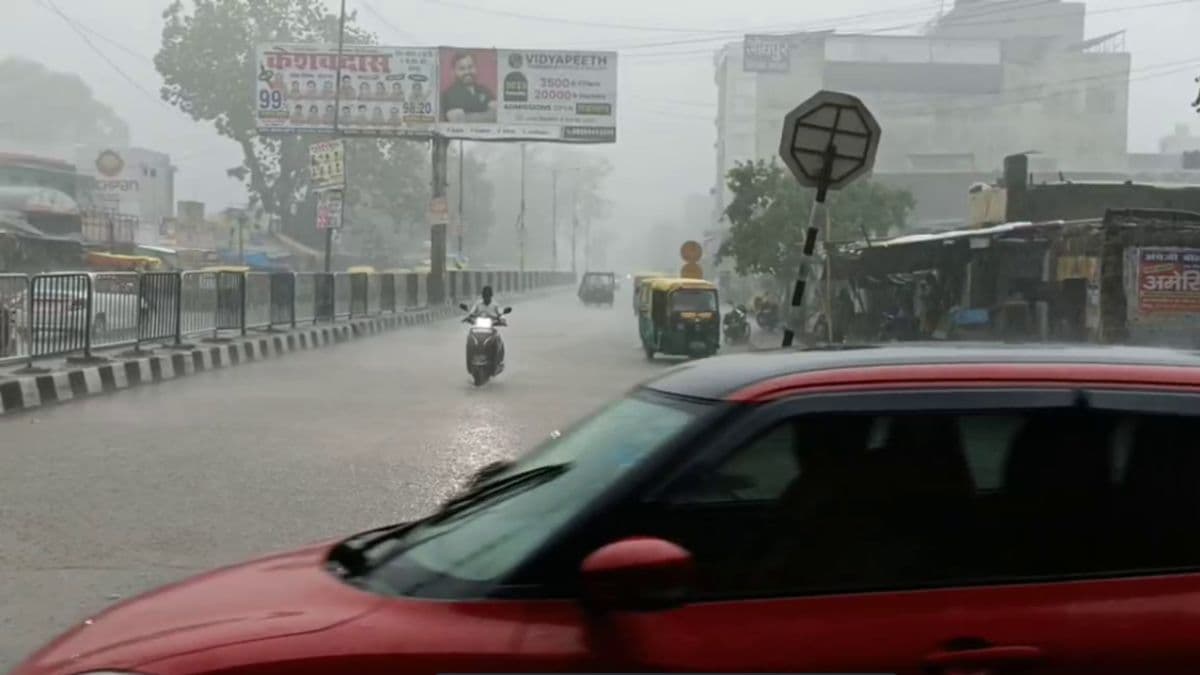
[{"xmin": 0, "ymin": 301, "xmax": 476, "ymax": 417}]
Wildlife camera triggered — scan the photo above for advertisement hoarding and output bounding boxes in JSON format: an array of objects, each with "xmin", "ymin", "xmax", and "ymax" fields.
[
  {"xmin": 316, "ymin": 190, "xmax": 343, "ymax": 230},
  {"xmin": 1136, "ymin": 247, "xmax": 1200, "ymax": 315},
  {"xmin": 744, "ymin": 34, "xmax": 790, "ymax": 73},
  {"xmin": 255, "ymin": 43, "xmax": 438, "ymax": 136},
  {"xmin": 437, "ymin": 47, "xmax": 617, "ymax": 142},
  {"xmin": 309, "ymin": 139, "xmax": 345, "ymax": 190}
]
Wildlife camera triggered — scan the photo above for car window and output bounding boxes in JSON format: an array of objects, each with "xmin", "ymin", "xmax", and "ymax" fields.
[{"xmin": 641, "ymin": 406, "xmax": 1200, "ymax": 600}]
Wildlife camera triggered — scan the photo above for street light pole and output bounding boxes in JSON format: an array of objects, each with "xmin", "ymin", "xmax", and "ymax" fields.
[{"xmin": 325, "ymin": 0, "xmax": 347, "ymax": 274}]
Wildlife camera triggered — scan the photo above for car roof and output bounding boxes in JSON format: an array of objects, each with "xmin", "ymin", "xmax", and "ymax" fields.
[{"xmin": 642, "ymin": 342, "xmax": 1200, "ymax": 401}]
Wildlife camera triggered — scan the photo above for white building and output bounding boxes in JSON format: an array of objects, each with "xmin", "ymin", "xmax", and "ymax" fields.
[
  {"xmin": 713, "ymin": 0, "xmax": 1132, "ymax": 226},
  {"xmin": 75, "ymin": 146, "xmax": 176, "ymax": 246}
]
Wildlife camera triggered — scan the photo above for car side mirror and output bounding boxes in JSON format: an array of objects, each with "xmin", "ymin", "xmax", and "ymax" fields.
[
  {"xmin": 580, "ymin": 537, "xmax": 693, "ymax": 612},
  {"xmin": 503, "ymin": 307, "xmax": 512, "ymax": 314},
  {"xmin": 459, "ymin": 303, "xmax": 469, "ymax": 311}
]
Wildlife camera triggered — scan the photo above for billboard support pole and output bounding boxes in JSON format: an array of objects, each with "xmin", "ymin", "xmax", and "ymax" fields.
[
  {"xmin": 551, "ymin": 168, "xmax": 558, "ymax": 271},
  {"xmin": 430, "ymin": 136, "xmax": 449, "ymax": 304},
  {"xmin": 457, "ymin": 139, "xmax": 465, "ymax": 258},
  {"xmin": 518, "ymin": 143, "xmax": 526, "ymax": 273}
]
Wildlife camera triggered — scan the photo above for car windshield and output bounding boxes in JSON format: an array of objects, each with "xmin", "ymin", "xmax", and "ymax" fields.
[
  {"xmin": 672, "ymin": 289, "xmax": 717, "ymax": 313},
  {"xmin": 362, "ymin": 392, "xmax": 704, "ymax": 597}
]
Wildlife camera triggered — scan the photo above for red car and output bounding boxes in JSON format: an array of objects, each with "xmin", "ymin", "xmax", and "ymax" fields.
[{"xmin": 17, "ymin": 344, "xmax": 1200, "ymax": 674}]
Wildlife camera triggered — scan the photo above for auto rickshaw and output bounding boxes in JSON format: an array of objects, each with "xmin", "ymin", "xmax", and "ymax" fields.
[
  {"xmin": 630, "ymin": 271, "xmax": 668, "ymax": 315},
  {"xmin": 578, "ymin": 271, "xmax": 616, "ymax": 306},
  {"xmin": 638, "ymin": 277, "xmax": 720, "ymax": 360}
]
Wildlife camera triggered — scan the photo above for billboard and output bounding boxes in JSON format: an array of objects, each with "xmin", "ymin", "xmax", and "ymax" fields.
[
  {"xmin": 255, "ymin": 43, "xmax": 438, "ymax": 136},
  {"xmin": 744, "ymin": 35, "xmax": 790, "ymax": 73},
  {"xmin": 437, "ymin": 47, "xmax": 617, "ymax": 142},
  {"xmin": 1136, "ymin": 247, "xmax": 1200, "ymax": 315},
  {"xmin": 254, "ymin": 43, "xmax": 617, "ymax": 143}
]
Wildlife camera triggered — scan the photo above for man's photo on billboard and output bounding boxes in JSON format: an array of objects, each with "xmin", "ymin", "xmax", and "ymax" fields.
[{"xmin": 440, "ymin": 49, "xmax": 497, "ymax": 123}]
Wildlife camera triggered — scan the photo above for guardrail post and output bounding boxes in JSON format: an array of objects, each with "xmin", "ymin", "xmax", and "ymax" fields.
[
  {"xmin": 83, "ymin": 274, "xmax": 95, "ymax": 361},
  {"xmin": 239, "ymin": 273, "xmax": 247, "ymax": 337}
]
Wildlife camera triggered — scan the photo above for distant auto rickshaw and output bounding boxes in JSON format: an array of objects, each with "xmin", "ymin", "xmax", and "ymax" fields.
[
  {"xmin": 630, "ymin": 271, "xmax": 668, "ymax": 315},
  {"xmin": 578, "ymin": 271, "xmax": 616, "ymax": 307},
  {"xmin": 637, "ymin": 277, "xmax": 720, "ymax": 360}
]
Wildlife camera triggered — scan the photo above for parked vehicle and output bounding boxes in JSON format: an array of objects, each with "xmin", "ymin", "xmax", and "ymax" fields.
[
  {"xmin": 637, "ymin": 277, "xmax": 720, "ymax": 359},
  {"xmin": 17, "ymin": 344, "xmax": 1200, "ymax": 674}
]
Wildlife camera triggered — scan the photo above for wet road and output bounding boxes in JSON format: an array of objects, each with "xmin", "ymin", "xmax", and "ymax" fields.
[{"xmin": 0, "ymin": 289, "xmax": 695, "ymax": 666}]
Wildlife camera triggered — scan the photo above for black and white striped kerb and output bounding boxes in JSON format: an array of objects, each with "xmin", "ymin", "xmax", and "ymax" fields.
[{"xmin": 0, "ymin": 302, "xmax": 465, "ymax": 416}]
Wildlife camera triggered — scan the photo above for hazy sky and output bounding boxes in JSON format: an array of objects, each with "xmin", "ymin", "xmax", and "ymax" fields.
[{"xmin": 3, "ymin": 0, "xmax": 1198, "ymax": 235}]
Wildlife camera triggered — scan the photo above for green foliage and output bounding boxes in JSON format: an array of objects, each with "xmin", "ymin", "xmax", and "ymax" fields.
[
  {"xmin": 0, "ymin": 58, "xmax": 128, "ymax": 146},
  {"xmin": 156, "ymin": 0, "xmax": 454, "ymax": 255},
  {"xmin": 717, "ymin": 159, "xmax": 914, "ymax": 278}
]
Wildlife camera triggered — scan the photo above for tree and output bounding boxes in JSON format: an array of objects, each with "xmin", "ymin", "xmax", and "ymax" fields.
[
  {"xmin": 156, "ymin": 0, "xmax": 435, "ymax": 256},
  {"xmin": 716, "ymin": 159, "xmax": 914, "ymax": 279},
  {"xmin": 0, "ymin": 58, "xmax": 128, "ymax": 147}
]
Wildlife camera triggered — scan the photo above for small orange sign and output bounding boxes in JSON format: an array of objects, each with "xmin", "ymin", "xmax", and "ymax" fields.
[
  {"xmin": 680, "ymin": 262, "xmax": 703, "ymax": 279},
  {"xmin": 680, "ymin": 240, "xmax": 702, "ymax": 263}
]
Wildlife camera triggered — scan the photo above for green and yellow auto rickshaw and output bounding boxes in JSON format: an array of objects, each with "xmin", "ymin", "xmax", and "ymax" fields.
[
  {"xmin": 638, "ymin": 277, "xmax": 721, "ymax": 360},
  {"xmin": 631, "ymin": 271, "xmax": 669, "ymax": 315}
]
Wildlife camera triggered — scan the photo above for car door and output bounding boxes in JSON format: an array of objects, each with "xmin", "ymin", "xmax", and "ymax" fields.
[{"xmin": 552, "ymin": 387, "xmax": 1200, "ymax": 675}]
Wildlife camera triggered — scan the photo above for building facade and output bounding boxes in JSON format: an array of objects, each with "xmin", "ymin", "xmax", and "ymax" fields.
[
  {"xmin": 713, "ymin": 0, "xmax": 1132, "ymax": 229},
  {"xmin": 75, "ymin": 146, "xmax": 176, "ymax": 246}
]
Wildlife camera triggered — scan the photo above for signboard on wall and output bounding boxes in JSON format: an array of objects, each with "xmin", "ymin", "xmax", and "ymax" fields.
[
  {"xmin": 1136, "ymin": 247, "xmax": 1200, "ymax": 315},
  {"xmin": 744, "ymin": 35, "xmax": 790, "ymax": 73}
]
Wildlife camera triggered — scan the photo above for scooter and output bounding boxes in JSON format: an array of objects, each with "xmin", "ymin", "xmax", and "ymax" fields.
[
  {"xmin": 723, "ymin": 305, "xmax": 751, "ymax": 344},
  {"xmin": 459, "ymin": 304, "xmax": 511, "ymax": 387}
]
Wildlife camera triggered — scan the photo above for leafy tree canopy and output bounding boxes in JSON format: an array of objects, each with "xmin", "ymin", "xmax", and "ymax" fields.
[
  {"xmin": 0, "ymin": 57, "xmax": 129, "ymax": 147},
  {"xmin": 717, "ymin": 159, "xmax": 915, "ymax": 279}
]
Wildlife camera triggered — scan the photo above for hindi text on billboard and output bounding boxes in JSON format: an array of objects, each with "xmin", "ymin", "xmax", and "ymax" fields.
[{"xmin": 255, "ymin": 44, "xmax": 438, "ymax": 137}]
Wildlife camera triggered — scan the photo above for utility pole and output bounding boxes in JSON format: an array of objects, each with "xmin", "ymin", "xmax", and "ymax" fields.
[
  {"xmin": 551, "ymin": 169, "xmax": 558, "ymax": 271},
  {"xmin": 326, "ymin": 0, "xmax": 347, "ymax": 274},
  {"xmin": 517, "ymin": 143, "xmax": 526, "ymax": 272},
  {"xmin": 570, "ymin": 184, "xmax": 578, "ymax": 276},
  {"xmin": 238, "ymin": 213, "xmax": 245, "ymax": 265},
  {"xmin": 457, "ymin": 139, "xmax": 465, "ymax": 258}
]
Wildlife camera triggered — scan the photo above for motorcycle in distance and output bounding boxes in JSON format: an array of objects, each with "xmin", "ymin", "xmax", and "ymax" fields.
[
  {"xmin": 723, "ymin": 304, "xmax": 751, "ymax": 344},
  {"xmin": 459, "ymin": 303, "xmax": 512, "ymax": 387}
]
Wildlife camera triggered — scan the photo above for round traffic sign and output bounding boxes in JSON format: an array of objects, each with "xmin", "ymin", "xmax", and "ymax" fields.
[
  {"xmin": 680, "ymin": 262, "xmax": 703, "ymax": 279},
  {"xmin": 680, "ymin": 240, "xmax": 702, "ymax": 263},
  {"xmin": 779, "ymin": 90, "xmax": 880, "ymax": 191}
]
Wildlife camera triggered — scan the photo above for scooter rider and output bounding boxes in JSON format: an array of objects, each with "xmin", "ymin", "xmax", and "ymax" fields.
[
  {"xmin": 466, "ymin": 285, "xmax": 506, "ymax": 368},
  {"xmin": 471, "ymin": 285, "xmax": 503, "ymax": 320}
]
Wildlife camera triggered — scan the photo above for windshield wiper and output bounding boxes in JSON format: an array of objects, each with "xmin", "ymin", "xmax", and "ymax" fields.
[
  {"xmin": 328, "ymin": 522, "xmax": 414, "ymax": 577},
  {"xmin": 432, "ymin": 462, "xmax": 571, "ymax": 523}
]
